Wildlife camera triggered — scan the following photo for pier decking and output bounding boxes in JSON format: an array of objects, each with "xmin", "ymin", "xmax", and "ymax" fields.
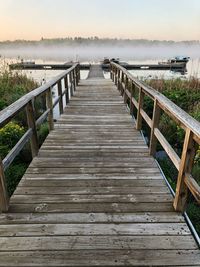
[{"xmin": 0, "ymin": 65, "xmax": 199, "ymax": 266}]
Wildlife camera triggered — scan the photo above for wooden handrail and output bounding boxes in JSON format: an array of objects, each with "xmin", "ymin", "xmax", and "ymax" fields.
[
  {"xmin": 0, "ymin": 63, "xmax": 80, "ymax": 211},
  {"xmin": 111, "ymin": 62, "xmax": 200, "ymax": 212}
]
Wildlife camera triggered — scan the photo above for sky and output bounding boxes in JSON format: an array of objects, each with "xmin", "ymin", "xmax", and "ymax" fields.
[{"xmin": 0, "ymin": 0, "xmax": 200, "ymax": 41}]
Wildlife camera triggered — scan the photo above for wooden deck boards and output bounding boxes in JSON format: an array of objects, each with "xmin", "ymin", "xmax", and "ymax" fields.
[{"xmin": 0, "ymin": 66, "xmax": 199, "ymax": 266}]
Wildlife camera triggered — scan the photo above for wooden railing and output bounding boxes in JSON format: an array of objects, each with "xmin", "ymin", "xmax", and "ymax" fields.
[
  {"xmin": 111, "ymin": 62, "xmax": 200, "ymax": 212},
  {"xmin": 0, "ymin": 63, "xmax": 80, "ymax": 211}
]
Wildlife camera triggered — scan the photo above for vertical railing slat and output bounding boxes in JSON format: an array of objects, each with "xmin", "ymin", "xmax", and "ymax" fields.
[
  {"xmin": 149, "ymin": 99, "xmax": 161, "ymax": 156},
  {"xmin": 130, "ymin": 83, "xmax": 135, "ymax": 116},
  {"xmin": 26, "ymin": 100, "xmax": 39, "ymax": 158},
  {"xmin": 58, "ymin": 80, "xmax": 64, "ymax": 114},
  {"xmin": 73, "ymin": 69, "xmax": 76, "ymax": 91},
  {"xmin": 64, "ymin": 76, "xmax": 69, "ymax": 105},
  {"xmin": 136, "ymin": 87, "xmax": 144, "ymax": 130},
  {"xmin": 69, "ymin": 72, "xmax": 73, "ymax": 97},
  {"xmin": 46, "ymin": 87, "xmax": 54, "ymax": 131}
]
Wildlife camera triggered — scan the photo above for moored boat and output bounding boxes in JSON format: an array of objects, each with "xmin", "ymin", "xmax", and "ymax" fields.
[{"xmin": 159, "ymin": 56, "xmax": 190, "ymax": 66}]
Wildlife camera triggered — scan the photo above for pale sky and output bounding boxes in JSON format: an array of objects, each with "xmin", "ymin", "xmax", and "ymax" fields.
[{"xmin": 0, "ymin": 0, "xmax": 199, "ymax": 41}]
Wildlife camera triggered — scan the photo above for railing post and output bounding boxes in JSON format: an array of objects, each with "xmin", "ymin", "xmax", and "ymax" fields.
[
  {"xmin": 78, "ymin": 64, "xmax": 81, "ymax": 81},
  {"xmin": 123, "ymin": 76, "xmax": 129, "ymax": 104},
  {"xmin": 130, "ymin": 83, "xmax": 135, "ymax": 116},
  {"xmin": 73, "ymin": 69, "xmax": 76, "ymax": 91},
  {"xmin": 69, "ymin": 72, "xmax": 74, "ymax": 97},
  {"xmin": 173, "ymin": 129, "xmax": 197, "ymax": 212},
  {"xmin": 75, "ymin": 65, "xmax": 79, "ymax": 85},
  {"xmin": 110, "ymin": 65, "xmax": 113, "ymax": 80},
  {"xmin": 0, "ymin": 157, "xmax": 9, "ymax": 212},
  {"xmin": 57, "ymin": 80, "xmax": 64, "ymax": 115},
  {"xmin": 26, "ymin": 100, "xmax": 39, "ymax": 158},
  {"xmin": 121, "ymin": 73, "xmax": 124, "ymax": 96},
  {"xmin": 64, "ymin": 76, "xmax": 69, "ymax": 105},
  {"xmin": 149, "ymin": 99, "xmax": 161, "ymax": 156},
  {"xmin": 114, "ymin": 67, "xmax": 117, "ymax": 85},
  {"xmin": 117, "ymin": 69, "xmax": 121, "ymax": 91},
  {"xmin": 136, "ymin": 88, "xmax": 145, "ymax": 130},
  {"xmin": 46, "ymin": 87, "xmax": 54, "ymax": 131}
]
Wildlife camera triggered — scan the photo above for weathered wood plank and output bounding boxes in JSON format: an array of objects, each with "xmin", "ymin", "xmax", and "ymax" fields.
[
  {"xmin": 25, "ymin": 167, "xmax": 161, "ymax": 175},
  {"xmin": 0, "ymin": 212, "xmax": 185, "ymax": 224},
  {"xmin": 0, "ymin": 250, "xmax": 200, "ymax": 266},
  {"xmin": 10, "ymin": 193, "xmax": 172, "ymax": 204},
  {"xmin": 0, "ymin": 223, "xmax": 190, "ymax": 237},
  {"xmin": 29, "ymin": 161, "xmax": 157, "ymax": 168},
  {"xmin": 14, "ymin": 185, "xmax": 170, "ymax": 194},
  {"xmin": 18, "ymin": 178, "xmax": 165, "ymax": 187},
  {"xmin": 22, "ymin": 173, "xmax": 163, "ymax": 180},
  {"xmin": 0, "ymin": 235, "xmax": 196, "ymax": 251},
  {"xmin": 8, "ymin": 203, "xmax": 174, "ymax": 213}
]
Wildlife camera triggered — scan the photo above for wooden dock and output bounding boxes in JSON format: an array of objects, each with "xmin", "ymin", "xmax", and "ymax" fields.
[
  {"xmin": 9, "ymin": 62, "xmax": 187, "ymax": 72},
  {"xmin": 0, "ymin": 65, "xmax": 199, "ymax": 266}
]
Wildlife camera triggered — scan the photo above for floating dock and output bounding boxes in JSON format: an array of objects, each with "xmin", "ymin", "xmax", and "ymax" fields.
[{"xmin": 9, "ymin": 62, "xmax": 186, "ymax": 71}]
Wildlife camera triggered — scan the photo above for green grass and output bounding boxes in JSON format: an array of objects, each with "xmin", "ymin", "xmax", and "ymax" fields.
[{"xmin": 0, "ymin": 70, "xmax": 38, "ymax": 111}]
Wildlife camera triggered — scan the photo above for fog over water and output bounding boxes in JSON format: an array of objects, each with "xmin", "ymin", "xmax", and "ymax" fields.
[
  {"xmin": 0, "ymin": 42, "xmax": 200, "ymax": 80},
  {"xmin": 0, "ymin": 43, "xmax": 200, "ymax": 62}
]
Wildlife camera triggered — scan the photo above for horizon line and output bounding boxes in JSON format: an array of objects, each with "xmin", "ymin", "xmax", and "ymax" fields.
[{"xmin": 0, "ymin": 36, "xmax": 200, "ymax": 43}]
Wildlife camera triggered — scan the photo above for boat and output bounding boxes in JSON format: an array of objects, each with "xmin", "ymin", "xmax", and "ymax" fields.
[
  {"xmin": 159, "ymin": 56, "xmax": 190, "ymax": 66},
  {"xmin": 20, "ymin": 59, "xmax": 35, "ymax": 65},
  {"xmin": 103, "ymin": 58, "xmax": 120, "ymax": 64}
]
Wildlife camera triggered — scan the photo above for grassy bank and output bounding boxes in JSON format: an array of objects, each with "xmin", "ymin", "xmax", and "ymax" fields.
[{"xmin": 0, "ymin": 70, "xmax": 48, "ymax": 196}]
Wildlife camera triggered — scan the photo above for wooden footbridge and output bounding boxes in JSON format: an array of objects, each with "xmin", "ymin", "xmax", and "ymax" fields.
[{"xmin": 0, "ymin": 63, "xmax": 200, "ymax": 266}]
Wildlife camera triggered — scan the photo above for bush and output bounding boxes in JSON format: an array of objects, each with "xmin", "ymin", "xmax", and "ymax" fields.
[
  {"xmin": 0, "ymin": 70, "xmax": 38, "ymax": 111},
  {"xmin": 5, "ymin": 162, "xmax": 28, "ymax": 196},
  {"xmin": 37, "ymin": 122, "xmax": 49, "ymax": 147},
  {"xmin": 0, "ymin": 122, "xmax": 25, "ymax": 159}
]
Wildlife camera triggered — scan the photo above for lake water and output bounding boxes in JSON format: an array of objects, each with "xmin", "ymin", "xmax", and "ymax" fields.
[
  {"xmin": 18, "ymin": 58, "xmax": 200, "ymax": 82},
  {"xmin": 1, "ymin": 57, "xmax": 199, "ymax": 118},
  {"xmin": 1, "ymin": 57, "xmax": 200, "ymax": 83}
]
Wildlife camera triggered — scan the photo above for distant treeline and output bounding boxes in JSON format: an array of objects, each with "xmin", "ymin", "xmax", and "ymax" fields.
[{"xmin": 0, "ymin": 37, "xmax": 199, "ymax": 47}]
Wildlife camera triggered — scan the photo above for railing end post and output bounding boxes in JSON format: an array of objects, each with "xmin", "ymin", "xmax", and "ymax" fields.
[
  {"xmin": 173, "ymin": 129, "xmax": 196, "ymax": 212},
  {"xmin": 0, "ymin": 158, "xmax": 9, "ymax": 212}
]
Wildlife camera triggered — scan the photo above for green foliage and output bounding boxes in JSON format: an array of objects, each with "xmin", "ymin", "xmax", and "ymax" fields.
[
  {"xmin": 186, "ymin": 201, "xmax": 200, "ymax": 236},
  {"xmin": 147, "ymin": 78, "xmax": 200, "ymax": 117},
  {"xmin": 37, "ymin": 122, "xmax": 49, "ymax": 147},
  {"xmin": 157, "ymin": 158, "xmax": 177, "ymax": 191},
  {"xmin": 0, "ymin": 122, "xmax": 25, "ymax": 159},
  {"xmin": 0, "ymin": 70, "xmax": 38, "ymax": 111},
  {"xmin": 5, "ymin": 162, "xmax": 28, "ymax": 196},
  {"xmin": 195, "ymin": 148, "xmax": 200, "ymax": 165},
  {"xmin": 0, "ymin": 71, "xmax": 39, "ymax": 196}
]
